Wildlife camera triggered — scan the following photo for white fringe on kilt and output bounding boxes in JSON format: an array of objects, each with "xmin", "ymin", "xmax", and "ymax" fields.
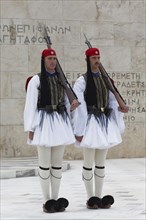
[{"xmin": 27, "ymin": 111, "xmax": 75, "ymax": 147}]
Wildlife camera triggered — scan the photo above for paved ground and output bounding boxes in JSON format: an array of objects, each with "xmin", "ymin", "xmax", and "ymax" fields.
[{"xmin": 0, "ymin": 157, "xmax": 145, "ymax": 220}]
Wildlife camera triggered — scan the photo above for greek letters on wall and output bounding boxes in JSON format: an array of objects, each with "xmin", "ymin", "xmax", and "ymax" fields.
[{"xmin": 0, "ymin": 23, "xmax": 71, "ymax": 44}]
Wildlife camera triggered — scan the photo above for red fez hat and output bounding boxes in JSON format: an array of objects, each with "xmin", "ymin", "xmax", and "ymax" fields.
[
  {"xmin": 85, "ymin": 48, "xmax": 100, "ymax": 57},
  {"xmin": 42, "ymin": 48, "xmax": 56, "ymax": 57}
]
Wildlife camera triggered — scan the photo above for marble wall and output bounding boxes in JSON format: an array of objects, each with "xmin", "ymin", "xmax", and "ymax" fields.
[{"xmin": 0, "ymin": 0, "xmax": 145, "ymax": 158}]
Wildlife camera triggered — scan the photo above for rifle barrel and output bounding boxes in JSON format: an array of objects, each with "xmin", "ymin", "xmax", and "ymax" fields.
[
  {"xmin": 43, "ymin": 28, "xmax": 79, "ymax": 104},
  {"xmin": 83, "ymin": 34, "xmax": 126, "ymax": 106}
]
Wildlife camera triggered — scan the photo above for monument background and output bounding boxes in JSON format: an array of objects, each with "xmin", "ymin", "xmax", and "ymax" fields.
[{"xmin": 0, "ymin": 0, "xmax": 146, "ymax": 159}]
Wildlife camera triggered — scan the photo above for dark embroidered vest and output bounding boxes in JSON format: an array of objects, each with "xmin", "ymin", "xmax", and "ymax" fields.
[
  {"xmin": 83, "ymin": 72, "xmax": 112, "ymax": 118},
  {"xmin": 37, "ymin": 73, "xmax": 66, "ymax": 114}
]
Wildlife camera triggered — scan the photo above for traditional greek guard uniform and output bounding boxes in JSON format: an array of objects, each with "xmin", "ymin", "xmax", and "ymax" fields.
[
  {"xmin": 24, "ymin": 73, "xmax": 75, "ymax": 147},
  {"xmin": 24, "ymin": 48, "xmax": 75, "ymax": 213},
  {"xmin": 72, "ymin": 47, "xmax": 126, "ymax": 209}
]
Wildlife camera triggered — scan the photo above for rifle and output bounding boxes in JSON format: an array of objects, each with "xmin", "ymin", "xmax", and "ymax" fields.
[
  {"xmin": 43, "ymin": 28, "xmax": 80, "ymax": 109},
  {"xmin": 84, "ymin": 34, "xmax": 129, "ymax": 112}
]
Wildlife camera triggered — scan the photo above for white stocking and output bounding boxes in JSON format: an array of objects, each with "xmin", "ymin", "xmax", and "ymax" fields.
[
  {"xmin": 83, "ymin": 148, "xmax": 95, "ymax": 199},
  {"xmin": 94, "ymin": 149, "xmax": 108, "ymax": 198},
  {"xmin": 37, "ymin": 146, "xmax": 51, "ymax": 203},
  {"xmin": 50, "ymin": 146, "xmax": 65, "ymax": 200}
]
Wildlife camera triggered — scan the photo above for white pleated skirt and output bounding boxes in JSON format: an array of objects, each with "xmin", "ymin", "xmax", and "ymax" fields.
[
  {"xmin": 27, "ymin": 111, "xmax": 75, "ymax": 147},
  {"xmin": 75, "ymin": 114, "xmax": 123, "ymax": 150}
]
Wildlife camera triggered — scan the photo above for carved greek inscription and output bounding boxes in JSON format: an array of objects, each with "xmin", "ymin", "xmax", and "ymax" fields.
[
  {"xmin": 0, "ymin": 24, "xmax": 71, "ymax": 44},
  {"xmin": 109, "ymin": 72, "xmax": 146, "ymax": 122}
]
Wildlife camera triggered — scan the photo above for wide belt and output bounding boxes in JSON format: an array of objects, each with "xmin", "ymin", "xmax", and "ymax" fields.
[
  {"xmin": 87, "ymin": 106, "xmax": 112, "ymax": 117},
  {"xmin": 38, "ymin": 105, "xmax": 66, "ymax": 114}
]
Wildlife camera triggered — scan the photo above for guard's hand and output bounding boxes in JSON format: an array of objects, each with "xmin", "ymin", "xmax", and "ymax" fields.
[
  {"xmin": 29, "ymin": 131, "xmax": 34, "ymax": 140},
  {"xmin": 118, "ymin": 105, "xmax": 129, "ymax": 113},
  {"xmin": 70, "ymin": 99, "xmax": 80, "ymax": 112},
  {"xmin": 75, "ymin": 135, "xmax": 83, "ymax": 142}
]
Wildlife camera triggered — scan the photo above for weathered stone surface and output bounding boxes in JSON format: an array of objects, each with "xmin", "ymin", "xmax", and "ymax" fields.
[
  {"xmin": 0, "ymin": 72, "xmax": 11, "ymax": 98},
  {"xmin": 81, "ymin": 21, "xmax": 114, "ymax": 47},
  {"xmin": 1, "ymin": 45, "xmax": 28, "ymax": 72},
  {"xmin": 63, "ymin": 1, "xmax": 99, "ymax": 21},
  {"xmin": 0, "ymin": 125, "xmax": 37, "ymax": 157},
  {"xmin": 0, "ymin": 99, "xmax": 24, "ymax": 125},
  {"xmin": 114, "ymin": 22, "xmax": 145, "ymax": 47}
]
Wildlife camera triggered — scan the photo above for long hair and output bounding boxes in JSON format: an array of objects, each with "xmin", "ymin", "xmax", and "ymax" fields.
[
  {"xmin": 84, "ymin": 57, "xmax": 97, "ymax": 106},
  {"xmin": 38, "ymin": 57, "xmax": 51, "ymax": 107}
]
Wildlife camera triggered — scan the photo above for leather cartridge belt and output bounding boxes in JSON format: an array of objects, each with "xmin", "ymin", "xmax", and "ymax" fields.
[
  {"xmin": 38, "ymin": 105, "xmax": 66, "ymax": 114},
  {"xmin": 87, "ymin": 106, "xmax": 112, "ymax": 117}
]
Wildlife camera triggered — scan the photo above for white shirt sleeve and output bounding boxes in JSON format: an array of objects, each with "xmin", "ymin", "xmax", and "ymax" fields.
[
  {"xmin": 71, "ymin": 76, "xmax": 88, "ymax": 136},
  {"xmin": 109, "ymin": 91, "xmax": 125, "ymax": 134},
  {"xmin": 24, "ymin": 75, "xmax": 40, "ymax": 132},
  {"xmin": 64, "ymin": 93, "xmax": 71, "ymax": 118}
]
